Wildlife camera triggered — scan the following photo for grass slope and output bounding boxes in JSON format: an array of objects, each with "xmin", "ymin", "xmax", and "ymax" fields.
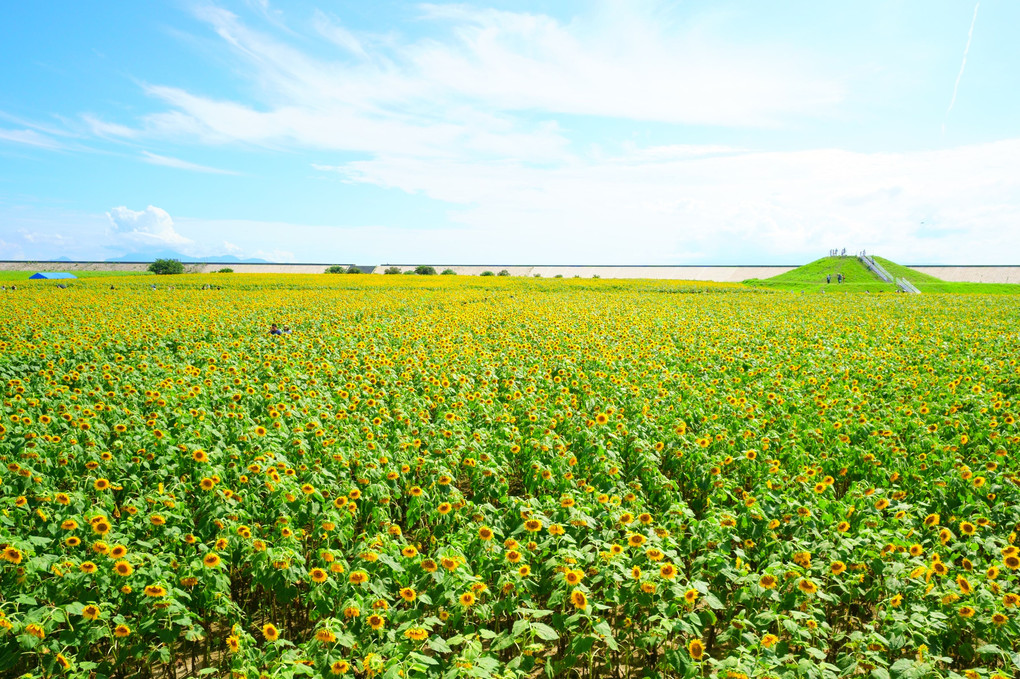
[
  {"xmin": 744, "ymin": 256, "xmax": 895, "ymax": 293},
  {"xmin": 873, "ymin": 257, "xmax": 1020, "ymax": 294}
]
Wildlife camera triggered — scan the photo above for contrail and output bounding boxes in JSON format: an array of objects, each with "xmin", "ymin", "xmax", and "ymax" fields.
[{"xmin": 943, "ymin": 2, "xmax": 980, "ymax": 135}]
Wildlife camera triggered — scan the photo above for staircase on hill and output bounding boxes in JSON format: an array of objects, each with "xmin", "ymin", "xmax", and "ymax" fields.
[{"xmin": 858, "ymin": 254, "xmax": 921, "ymax": 294}]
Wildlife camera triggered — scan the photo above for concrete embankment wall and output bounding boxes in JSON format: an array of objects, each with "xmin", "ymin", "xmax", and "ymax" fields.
[
  {"xmin": 3, "ymin": 261, "xmax": 1020, "ymax": 283},
  {"xmin": 372, "ymin": 265, "xmax": 795, "ymax": 281},
  {"xmin": 908, "ymin": 267, "xmax": 1020, "ymax": 284},
  {"xmin": 0, "ymin": 261, "xmax": 794, "ymax": 281}
]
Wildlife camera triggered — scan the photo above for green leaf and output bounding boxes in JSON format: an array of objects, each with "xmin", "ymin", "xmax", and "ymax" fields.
[
  {"xmin": 871, "ymin": 669, "xmax": 890, "ymax": 679},
  {"xmin": 594, "ymin": 620, "xmax": 618, "ymax": 651},
  {"xmin": 408, "ymin": 652, "xmax": 438, "ymax": 666},
  {"xmin": 806, "ymin": 647, "xmax": 827, "ymax": 660},
  {"xmin": 890, "ymin": 658, "xmax": 914, "ymax": 674},
  {"xmin": 531, "ymin": 623, "xmax": 560, "ymax": 641},
  {"xmin": 428, "ymin": 636, "xmax": 453, "ymax": 654},
  {"xmin": 704, "ymin": 594, "xmax": 725, "ymax": 610}
]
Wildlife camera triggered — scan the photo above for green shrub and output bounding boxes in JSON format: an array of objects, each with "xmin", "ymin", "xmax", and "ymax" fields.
[
  {"xmin": 480, "ymin": 271, "xmax": 495, "ymax": 276},
  {"xmin": 441, "ymin": 268, "xmax": 457, "ymax": 275},
  {"xmin": 345, "ymin": 265, "xmax": 362, "ymax": 274},
  {"xmin": 325, "ymin": 265, "xmax": 346, "ymax": 274},
  {"xmin": 148, "ymin": 258, "xmax": 184, "ymax": 275},
  {"xmin": 403, "ymin": 270, "xmax": 416, "ymax": 275},
  {"xmin": 384, "ymin": 267, "xmax": 402, "ymax": 275},
  {"xmin": 216, "ymin": 268, "xmax": 234, "ymax": 273},
  {"xmin": 415, "ymin": 265, "xmax": 437, "ymax": 275},
  {"xmin": 497, "ymin": 269, "xmax": 510, "ymax": 277}
]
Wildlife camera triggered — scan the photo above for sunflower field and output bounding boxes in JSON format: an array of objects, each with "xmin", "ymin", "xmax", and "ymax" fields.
[{"xmin": 1, "ymin": 275, "xmax": 1019, "ymax": 679}]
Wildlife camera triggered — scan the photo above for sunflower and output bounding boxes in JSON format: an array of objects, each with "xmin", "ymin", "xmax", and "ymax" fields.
[
  {"xmin": 958, "ymin": 606, "xmax": 975, "ymax": 618},
  {"xmin": 405, "ymin": 627, "xmax": 429, "ymax": 642},
  {"xmin": 459, "ymin": 591, "xmax": 476, "ymax": 608},
  {"xmin": 688, "ymin": 638, "xmax": 705, "ymax": 661},
  {"xmin": 570, "ymin": 589, "xmax": 588, "ymax": 609},
  {"xmin": 114, "ymin": 560, "xmax": 133, "ymax": 576},
  {"xmin": 203, "ymin": 553, "xmax": 222, "ymax": 568},
  {"xmin": 310, "ymin": 568, "xmax": 328, "ymax": 583},
  {"xmin": 518, "ymin": 565, "xmax": 532, "ymax": 577},
  {"xmin": 684, "ymin": 588, "xmax": 698, "ymax": 604},
  {"xmin": 830, "ymin": 561, "xmax": 846, "ymax": 575},
  {"xmin": 399, "ymin": 587, "xmax": 416, "ymax": 602},
  {"xmin": 401, "ymin": 545, "xmax": 418, "ymax": 558},
  {"xmin": 627, "ymin": 534, "xmax": 646, "ymax": 548},
  {"xmin": 81, "ymin": 604, "xmax": 101, "ymax": 620},
  {"xmin": 192, "ymin": 449, "xmax": 208, "ymax": 463},
  {"xmin": 115, "ymin": 624, "xmax": 132, "ymax": 638},
  {"xmin": 367, "ymin": 614, "xmax": 385, "ymax": 630},
  {"xmin": 659, "ymin": 563, "xmax": 677, "ymax": 580},
  {"xmin": 437, "ymin": 502, "xmax": 453, "ymax": 515},
  {"xmin": 330, "ymin": 660, "xmax": 351, "ymax": 675},
  {"xmin": 798, "ymin": 578, "xmax": 818, "ymax": 594},
  {"xmin": 144, "ymin": 584, "xmax": 168, "ymax": 598},
  {"xmin": 761, "ymin": 633, "xmax": 778, "ymax": 648},
  {"xmin": 315, "ymin": 628, "xmax": 337, "ymax": 643},
  {"xmin": 349, "ymin": 570, "xmax": 368, "ymax": 585},
  {"xmin": 524, "ymin": 519, "xmax": 542, "ymax": 532}
]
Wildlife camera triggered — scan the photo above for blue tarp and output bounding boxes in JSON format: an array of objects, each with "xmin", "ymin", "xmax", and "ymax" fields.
[{"xmin": 29, "ymin": 272, "xmax": 77, "ymax": 279}]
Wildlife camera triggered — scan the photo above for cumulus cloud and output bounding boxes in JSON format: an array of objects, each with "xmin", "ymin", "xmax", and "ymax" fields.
[{"xmin": 106, "ymin": 205, "xmax": 194, "ymax": 249}]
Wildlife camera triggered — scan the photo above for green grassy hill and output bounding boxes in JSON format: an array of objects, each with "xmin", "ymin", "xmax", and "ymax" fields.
[
  {"xmin": 744, "ymin": 256, "xmax": 895, "ymax": 293},
  {"xmin": 746, "ymin": 256, "xmax": 1020, "ymax": 294}
]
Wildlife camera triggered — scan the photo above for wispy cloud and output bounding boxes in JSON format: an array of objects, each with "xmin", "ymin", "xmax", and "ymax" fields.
[
  {"xmin": 943, "ymin": 2, "xmax": 980, "ymax": 135},
  {"xmin": 92, "ymin": 3, "xmax": 844, "ymax": 162},
  {"xmin": 0, "ymin": 127, "xmax": 64, "ymax": 150},
  {"xmin": 141, "ymin": 151, "xmax": 240, "ymax": 175}
]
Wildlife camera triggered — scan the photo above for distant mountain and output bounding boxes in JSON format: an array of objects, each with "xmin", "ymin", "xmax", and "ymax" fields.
[{"xmin": 105, "ymin": 249, "xmax": 271, "ymax": 264}]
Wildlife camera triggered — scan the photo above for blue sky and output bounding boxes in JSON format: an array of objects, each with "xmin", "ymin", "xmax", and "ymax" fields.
[{"xmin": 1, "ymin": 0, "xmax": 1018, "ymax": 264}]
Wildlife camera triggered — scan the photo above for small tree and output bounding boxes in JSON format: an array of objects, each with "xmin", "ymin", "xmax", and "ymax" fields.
[
  {"xmin": 325, "ymin": 265, "xmax": 346, "ymax": 274},
  {"xmin": 497, "ymin": 269, "xmax": 510, "ymax": 277},
  {"xmin": 148, "ymin": 258, "xmax": 184, "ymax": 275},
  {"xmin": 384, "ymin": 267, "xmax": 402, "ymax": 275},
  {"xmin": 403, "ymin": 269, "xmax": 416, "ymax": 275},
  {"xmin": 480, "ymin": 270, "xmax": 495, "ymax": 276},
  {"xmin": 415, "ymin": 265, "xmax": 437, "ymax": 275},
  {"xmin": 216, "ymin": 268, "xmax": 234, "ymax": 273},
  {"xmin": 441, "ymin": 268, "xmax": 457, "ymax": 275},
  {"xmin": 345, "ymin": 265, "xmax": 362, "ymax": 274}
]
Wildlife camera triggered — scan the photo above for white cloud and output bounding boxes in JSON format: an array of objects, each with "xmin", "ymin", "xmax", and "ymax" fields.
[
  {"xmin": 321, "ymin": 138, "xmax": 1020, "ymax": 264},
  {"xmin": 0, "ymin": 238, "xmax": 25, "ymax": 259},
  {"xmin": 94, "ymin": 3, "xmax": 842, "ymax": 161},
  {"xmin": 0, "ymin": 127, "xmax": 64, "ymax": 149},
  {"xmin": 106, "ymin": 205, "xmax": 194, "ymax": 249},
  {"xmin": 141, "ymin": 151, "xmax": 240, "ymax": 174}
]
